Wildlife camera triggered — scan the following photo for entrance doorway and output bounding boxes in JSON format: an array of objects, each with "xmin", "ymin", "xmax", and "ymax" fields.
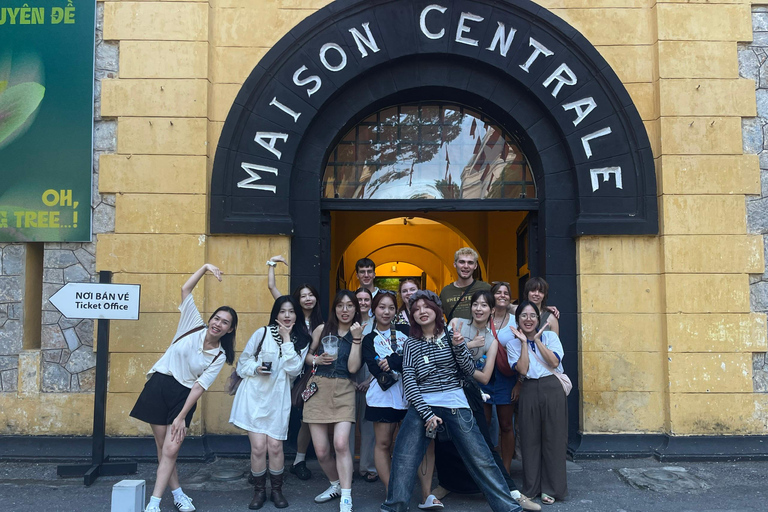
[{"xmin": 329, "ymin": 211, "xmax": 537, "ymax": 302}]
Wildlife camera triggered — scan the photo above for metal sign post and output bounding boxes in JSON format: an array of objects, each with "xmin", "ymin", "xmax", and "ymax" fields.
[{"xmin": 56, "ymin": 271, "xmax": 140, "ymax": 486}]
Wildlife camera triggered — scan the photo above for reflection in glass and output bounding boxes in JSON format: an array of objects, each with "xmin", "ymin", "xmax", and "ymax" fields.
[{"xmin": 323, "ymin": 104, "xmax": 536, "ymax": 200}]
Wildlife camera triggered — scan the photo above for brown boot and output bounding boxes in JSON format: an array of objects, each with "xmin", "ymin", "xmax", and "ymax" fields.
[
  {"xmin": 248, "ymin": 472, "xmax": 267, "ymax": 510},
  {"xmin": 270, "ymin": 470, "xmax": 289, "ymax": 508}
]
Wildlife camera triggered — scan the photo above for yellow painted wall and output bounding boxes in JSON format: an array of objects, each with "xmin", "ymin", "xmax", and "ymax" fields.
[
  {"xmin": 576, "ymin": 1, "xmax": 766, "ymax": 435},
  {"xmin": 7, "ymin": 0, "xmax": 766, "ymax": 437}
]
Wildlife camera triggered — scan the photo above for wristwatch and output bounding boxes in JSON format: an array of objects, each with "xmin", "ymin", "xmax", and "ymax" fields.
[{"xmin": 266, "ymin": 260, "xmax": 277, "ymax": 267}]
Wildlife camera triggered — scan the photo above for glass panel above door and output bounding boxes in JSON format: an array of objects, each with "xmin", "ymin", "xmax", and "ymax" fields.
[{"xmin": 322, "ymin": 103, "xmax": 536, "ymax": 200}]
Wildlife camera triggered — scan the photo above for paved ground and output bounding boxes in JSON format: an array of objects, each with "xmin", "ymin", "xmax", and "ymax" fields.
[{"xmin": 0, "ymin": 457, "xmax": 766, "ymax": 511}]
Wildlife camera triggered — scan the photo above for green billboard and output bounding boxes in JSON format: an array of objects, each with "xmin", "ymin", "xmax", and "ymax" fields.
[{"xmin": 0, "ymin": 0, "xmax": 95, "ymax": 242}]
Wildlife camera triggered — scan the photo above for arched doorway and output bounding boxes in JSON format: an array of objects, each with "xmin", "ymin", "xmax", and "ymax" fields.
[{"xmin": 210, "ymin": 0, "xmax": 658, "ymax": 444}]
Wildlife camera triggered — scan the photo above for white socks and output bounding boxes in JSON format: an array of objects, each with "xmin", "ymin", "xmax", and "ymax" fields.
[
  {"xmin": 294, "ymin": 452, "xmax": 306, "ymax": 465},
  {"xmin": 171, "ymin": 488, "xmax": 185, "ymax": 500},
  {"xmin": 341, "ymin": 488, "xmax": 352, "ymax": 503},
  {"xmin": 148, "ymin": 496, "xmax": 161, "ymax": 507},
  {"xmin": 511, "ymin": 490, "xmax": 522, "ymax": 499},
  {"xmin": 252, "ymin": 469, "xmax": 267, "ymax": 477}
]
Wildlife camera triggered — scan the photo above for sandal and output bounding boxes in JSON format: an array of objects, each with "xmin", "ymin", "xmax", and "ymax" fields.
[
  {"xmin": 541, "ymin": 493, "xmax": 555, "ymax": 505},
  {"xmin": 362, "ymin": 471, "xmax": 379, "ymax": 483},
  {"xmin": 418, "ymin": 494, "xmax": 445, "ymax": 510}
]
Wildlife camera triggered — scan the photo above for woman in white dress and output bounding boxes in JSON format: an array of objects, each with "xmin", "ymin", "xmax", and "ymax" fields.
[{"xmin": 230, "ymin": 296, "xmax": 311, "ymax": 510}]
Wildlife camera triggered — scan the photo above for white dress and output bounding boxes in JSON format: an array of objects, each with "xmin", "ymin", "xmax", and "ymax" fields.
[{"xmin": 229, "ymin": 326, "xmax": 309, "ymax": 439}]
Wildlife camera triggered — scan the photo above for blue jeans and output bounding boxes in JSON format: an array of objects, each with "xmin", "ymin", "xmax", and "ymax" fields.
[{"xmin": 381, "ymin": 406, "xmax": 522, "ymax": 512}]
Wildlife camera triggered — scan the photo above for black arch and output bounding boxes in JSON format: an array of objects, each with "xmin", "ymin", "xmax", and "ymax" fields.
[{"xmin": 210, "ymin": 0, "xmax": 658, "ymax": 445}]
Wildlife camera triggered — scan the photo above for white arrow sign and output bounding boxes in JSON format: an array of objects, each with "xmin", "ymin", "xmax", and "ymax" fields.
[{"xmin": 49, "ymin": 283, "xmax": 141, "ymax": 320}]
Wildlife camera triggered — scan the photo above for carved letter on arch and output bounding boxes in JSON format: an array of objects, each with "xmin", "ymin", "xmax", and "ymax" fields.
[{"xmin": 211, "ymin": 0, "xmax": 657, "ymax": 237}]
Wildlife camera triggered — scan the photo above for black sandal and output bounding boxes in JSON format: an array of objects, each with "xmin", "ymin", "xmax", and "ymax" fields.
[{"xmin": 362, "ymin": 472, "xmax": 379, "ymax": 483}]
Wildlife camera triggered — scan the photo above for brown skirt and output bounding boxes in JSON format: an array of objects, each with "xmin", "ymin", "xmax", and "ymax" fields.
[{"xmin": 302, "ymin": 375, "xmax": 356, "ymax": 424}]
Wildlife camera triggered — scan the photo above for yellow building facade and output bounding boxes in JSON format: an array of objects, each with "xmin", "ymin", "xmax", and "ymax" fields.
[{"xmin": 2, "ymin": 0, "xmax": 768, "ymax": 458}]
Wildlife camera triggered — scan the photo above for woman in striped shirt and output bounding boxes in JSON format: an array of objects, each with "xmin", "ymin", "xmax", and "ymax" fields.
[{"xmin": 380, "ymin": 290, "xmax": 522, "ymax": 512}]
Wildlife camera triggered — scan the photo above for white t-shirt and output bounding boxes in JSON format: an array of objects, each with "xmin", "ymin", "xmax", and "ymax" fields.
[
  {"xmin": 148, "ymin": 294, "xmax": 226, "ymax": 390},
  {"xmin": 423, "ymin": 388, "xmax": 469, "ymax": 409},
  {"xmin": 502, "ymin": 329, "xmax": 564, "ymax": 380},
  {"xmin": 365, "ymin": 328, "xmax": 409, "ymax": 410}
]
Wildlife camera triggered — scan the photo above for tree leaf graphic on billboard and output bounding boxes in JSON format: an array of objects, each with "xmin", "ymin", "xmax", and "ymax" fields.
[{"xmin": 0, "ymin": 82, "xmax": 45, "ymax": 147}]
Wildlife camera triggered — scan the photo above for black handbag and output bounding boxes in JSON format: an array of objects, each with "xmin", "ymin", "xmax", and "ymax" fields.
[
  {"xmin": 376, "ymin": 371, "xmax": 399, "ymax": 391},
  {"xmin": 375, "ymin": 328, "xmax": 401, "ymax": 391},
  {"xmin": 449, "ymin": 332, "xmax": 485, "ymax": 412},
  {"xmin": 459, "ymin": 375, "xmax": 485, "ymax": 412}
]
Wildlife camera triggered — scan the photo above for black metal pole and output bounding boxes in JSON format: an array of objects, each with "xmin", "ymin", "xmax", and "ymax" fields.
[
  {"xmin": 89, "ymin": 271, "xmax": 111, "ymax": 472},
  {"xmin": 57, "ymin": 270, "xmax": 136, "ymax": 485}
]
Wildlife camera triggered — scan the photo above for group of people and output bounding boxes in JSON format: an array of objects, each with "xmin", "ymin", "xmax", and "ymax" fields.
[{"xmin": 129, "ymin": 248, "xmax": 569, "ymax": 512}]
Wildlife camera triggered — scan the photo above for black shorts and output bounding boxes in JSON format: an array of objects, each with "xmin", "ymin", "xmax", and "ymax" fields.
[
  {"xmin": 365, "ymin": 406, "xmax": 407, "ymax": 423},
  {"xmin": 129, "ymin": 373, "xmax": 197, "ymax": 427}
]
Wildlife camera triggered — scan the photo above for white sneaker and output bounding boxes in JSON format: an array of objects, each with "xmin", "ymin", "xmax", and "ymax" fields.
[
  {"xmin": 340, "ymin": 497, "xmax": 353, "ymax": 512},
  {"xmin": 314, "ymin": 483, "xmax": 341, "ymax": 503},
  {"xmin": 174, "ymin": 493, "xmax": 196, "ymax": 512},
  {"xmin": 144, "ymin": 505, "xmax": 161, "ymax": 512}
]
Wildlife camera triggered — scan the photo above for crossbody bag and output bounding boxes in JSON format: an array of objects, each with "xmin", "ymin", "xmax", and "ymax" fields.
[
  {"xmin": 530, "ymin": 348, "xmax": 572, "ymax": 396},
  {"xmin": 489, "ymin": 320, "xmax": 515, "ymax": 377}
]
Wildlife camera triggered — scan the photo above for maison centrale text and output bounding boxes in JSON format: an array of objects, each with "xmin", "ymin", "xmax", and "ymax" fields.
[{"xmin": 238, "ymin": 4, "xmax": 623, "ymax": 195}]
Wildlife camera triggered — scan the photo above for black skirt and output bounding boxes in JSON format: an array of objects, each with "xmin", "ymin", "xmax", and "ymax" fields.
[
  {"xmin": 130, "ymin": 372, "xmax": 197, "ymax": 427},
  {"xmin": 365, "ymin": 405, "xmax": 407, "ymax": 423}
]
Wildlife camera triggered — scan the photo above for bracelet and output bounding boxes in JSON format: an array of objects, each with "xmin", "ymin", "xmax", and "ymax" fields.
[
  {"xmin": 352, "ymin": 338, "xmax": 362, "ymax": 341},
  {"xmin": 266, "ymin": 260, "xmax": 277, "ymax": 267},
  {"xmin": 352, "ymin": 340, "xmax": 361, "ymax": 345}
]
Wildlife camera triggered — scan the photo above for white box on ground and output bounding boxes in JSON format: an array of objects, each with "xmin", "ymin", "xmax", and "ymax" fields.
[{"xmin": 111, "ymin": 479, "xmax": 145, "ymax": 512}]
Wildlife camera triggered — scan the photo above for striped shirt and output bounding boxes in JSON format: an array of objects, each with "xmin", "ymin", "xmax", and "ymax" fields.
[{"xmin": 402, "ymin": 331, "xmax": 475, "ymax": 421}]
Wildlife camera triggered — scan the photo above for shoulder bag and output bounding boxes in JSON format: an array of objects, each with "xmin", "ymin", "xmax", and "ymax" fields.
[
  {"xmin": 448, "ymin": 333, "xmax": 485, "ymax": 412},
  {"xmin": 172, "ymin": 325, "xmax": 205, "ymax": 344},
  {"xmin": 530, "ymin": 348, "xmax": 572, "ymax": 396},
  {"xmin": 174, "ymin": 324, "xmax": 226, "ymax": 388},
  {"xmin": 291, "ymin": 366, "xmax": 312, "ymax": 407},
  {"xmin": 227, "ymin": 328, "xmax": 266, "ymax": 396},
  {"xmin": 489, "ymin": 320, "xmax": 515, "ymax": 378}
]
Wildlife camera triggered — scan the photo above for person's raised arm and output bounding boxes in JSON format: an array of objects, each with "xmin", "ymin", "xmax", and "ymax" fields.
[
  {"xmin": 451, "ymin": 331, "xmax": 475, "ymax": 377},
  {"xmin": 534, "ymin": 329, "xmax": 561, "ymax": 369},
  {"xmin": 473, "ymin": 340, "xmax": 498, "ymax": 385},
  {"xmin": 267, "ymin": 255, "xmax": 287, "ymax": 299},
  {"xmin": 402, "ymin": 341, "xmax": 435, "ymax": 422},
  {"xmin": 347, "ymin": 322, "xmax": 364, "ymax": 374},
  {"xmin": 509, "ymin": 326, "xmax": 529, "ymax": 376},
  {"xmin": 362, "ymin": 332, "xmax": 382, "ymax": 376},
  {"xmin": 182, "ymin": 264, "xmax": 221, "ymax": 302},
  {"xmin": 547, "ymin": 314, "xmax": 560, "ymax": 337}
]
